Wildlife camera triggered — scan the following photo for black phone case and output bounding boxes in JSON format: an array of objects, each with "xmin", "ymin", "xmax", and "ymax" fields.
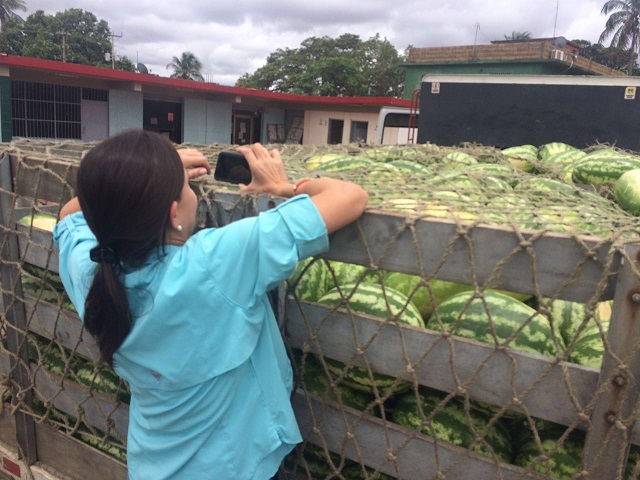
[{"xmin": 214, "ymin": 152, "xmax": 251, "ymax": 184}]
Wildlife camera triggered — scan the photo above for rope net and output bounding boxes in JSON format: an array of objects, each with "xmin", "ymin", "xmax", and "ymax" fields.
[{"xmin": 1, "ymin": 138, "xmax": 640, "ymax": 479}]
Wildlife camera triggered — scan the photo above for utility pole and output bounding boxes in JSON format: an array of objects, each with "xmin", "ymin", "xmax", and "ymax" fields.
[
  {"xmin": 109, "ymin": 31, "xmax": 123, "ymax": 69},
  {"xmin": 57, "ymin": 31, "xmax": 70, "ymax": 62}
]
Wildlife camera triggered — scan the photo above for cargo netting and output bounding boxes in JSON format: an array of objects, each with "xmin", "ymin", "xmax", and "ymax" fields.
[{"xmin": 2, "ymin": 138, "xmax": 640, "ymax": 480}]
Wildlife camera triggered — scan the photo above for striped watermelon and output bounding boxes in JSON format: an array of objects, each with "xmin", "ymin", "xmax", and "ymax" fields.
[
  {"xmin": 537, "ymin": 142, "xmax": 578, "ymax": 160},
  {"xmin": 325, "ymin": 260, "xmax": 380, "ymax": 291},
  {"xmin": 294, "ymin": 351, "xmax": 378, "ymax": 415},
  {"xmin": 569, "ymin": 316, "xmax": 610, "ymax": 368},
  {"xmin": 537, "ymin": 149, "xmax": 586, "ymax": 174},
  {"xmin": 432, "ymin": 291, "xmax": 564, "ymax": 357},
  {"xmin": 388, "ymin": 159, "xmax": 432, "ymax": 176},
  {"xmin": 304, "ymin": 153, "xmax": 343, "ymax": 170},
  {"xmin": 513, "ymin": 419, "xmax": 584, "ymax": 480},
  {"xmin": 615, "ymin": 168, "xmax": 640, "ymax": 215},
  {"xmin": 442, "ymin": 151, "xmax": 478, "ymax": 166},
  {"xmin": 572, "ymin": 151, "xmax": 640, "ymax": 185},
  {"xmin": 288, "ymin": 257, "xmax": 331, "ymax": 302},
  {"xmin": 317, "ymin": 282, "xmax": 424, "ymax": 395},
  {"xmin": 392, "ymin": 387, "xmax": 513, "ymax": 462},
  {"xmin": 514, "ymin": 177, "xmax": 579, "ymax": 197},
  {"xmin": 501, "ymin": 145, "xmax": 537, "ymax": 172},
  {"xmin": 313, "ymin": 156, "xmax": 374, "ymax": 172}
]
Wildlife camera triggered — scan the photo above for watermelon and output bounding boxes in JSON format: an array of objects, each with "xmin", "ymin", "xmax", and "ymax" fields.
[
  {"xmin": 537, "ymin": 149, "xmax": 586, "ymax": 174},
  {"xmin": 569, "ymin": 317, "xmax": 610, "ymax": 368},
  {"xmin": 313, "ymin": 156, "xmax": 374, "ymax": 172},
  {"xmin": 615, "ymin": 168, "xmax": 640, "ymax": 215},
  {"xmin": 294, "ymin": 351, "xmax": 378, "ymax": 415},
  {"xmin": 388, "ymin": 159, "xmax": 432, "ymax": 176},
  {"xmin": 513, "ymin": 419, "xmax": 585, "ymax": 480},
  {"xmin": 513, "ymin": 177, "xmax": 578, "ymax": 197},
  {"xmin": 537, "ymin": 142, "xmax": 578, "ymax": 160},
  {"xmin": 432, "ymin": 291, "xmax": 564, "ymax": 358},
  {"xmin": 442, "ymin": 151, "xmax": 478, "ymax": 166},
  {"xmin": 304, "ymin": 153, "xmax": 344, "ymax": 170},
  {"xmin": 17, "ymin": 213, "xmax": 57, "ymax": 231},
  {"xmin": 572, "ymin": 152, "xmax": 640, "ymax": 185},
  {"xmin": 325, "ymin": 260, "xmax": 380, "ymax": 291},
  {"xmin": 317, "ymin": 282, "xmax": 424, "ymax": 395},
  {"xmin": 392, "ymin": 387, "xmax": 513, "ymax": 462},
  {"xmin": 288, "ymin": 257, "xmax": 331, "ymax": 302},
  {"xmin": 501, "ymin": 145, "xmax": 537, "ymax": 172}
]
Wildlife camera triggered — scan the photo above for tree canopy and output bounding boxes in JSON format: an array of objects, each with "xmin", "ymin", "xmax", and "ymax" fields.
[
  {"xmin": 235, "ymin": 33, "xmax": 406, "ymax": 97},
  {"xmin": 572, "ymin": 38, "xmax": 638, "ymax": 73},
  {"xmin": 0, "ymin": 0, "xmax": 26, "ymax": 28},
  {"xmin": 166, "ymin": 51, "xmax": 204, "ymax": 81},
  {"xmin": 0, "ymin": 8, "xmax": 135, "ymax": 71},
  {"xmin": 599, "ymin": 0, "xmax": 640, "ymax": 75}
]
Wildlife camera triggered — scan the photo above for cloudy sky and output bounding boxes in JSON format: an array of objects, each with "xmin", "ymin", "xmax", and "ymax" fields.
[{"xmin": 23, "ymin": 0, "xmax": 612, "ymax": 85}]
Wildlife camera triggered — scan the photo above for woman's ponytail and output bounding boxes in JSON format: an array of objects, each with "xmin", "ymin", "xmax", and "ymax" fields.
[{"xmin": 84, "ymin": 261, "xmax": 131, "ymax": 367}]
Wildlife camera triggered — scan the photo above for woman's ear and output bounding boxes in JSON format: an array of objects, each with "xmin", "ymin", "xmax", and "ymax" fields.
[{"xmin": 169, "ymin": 200, "xmax": 179, "ymax": 229}]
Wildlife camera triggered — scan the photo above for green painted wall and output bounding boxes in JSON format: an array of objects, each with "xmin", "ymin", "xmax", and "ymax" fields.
[
  {"xmin": 0, "ymin": 76, "xmax": 12, "ymax": 141},
  {"xmin": 403, "ymin": 61, "xmax": 594, "ymax": 98},
  {"xmin": 109, "ymin": 90, "xmax": 143, "ymax": 134}
]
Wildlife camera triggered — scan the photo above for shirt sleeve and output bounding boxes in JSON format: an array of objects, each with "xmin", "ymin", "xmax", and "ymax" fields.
[
  {"xmin": 197, "ymin": 194, "xmax": 328, "ymax": 306},
  {"xmin": 52, "ymin": 212, "xmax": 97, "ymax": 318}
]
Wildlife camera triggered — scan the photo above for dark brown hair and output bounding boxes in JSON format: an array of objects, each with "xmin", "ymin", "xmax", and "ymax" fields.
[{"xmin": 76, "ymin": 130, "xmax": 184, "ymax": 366}]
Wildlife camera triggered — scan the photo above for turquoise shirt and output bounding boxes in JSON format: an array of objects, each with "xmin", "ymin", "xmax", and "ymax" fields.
[{"xmin": 53, "ymin": 195, "xmax": 328, "ymax": 480}]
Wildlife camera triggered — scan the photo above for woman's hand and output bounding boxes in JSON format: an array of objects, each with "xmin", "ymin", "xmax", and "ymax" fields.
[
  {"xmin": 236, "ymin": 143, "xmax": 292, "ymax": 197},
  {"xmin": 177, "ymin": 148, "xmax": 211, "ymax": 179}
]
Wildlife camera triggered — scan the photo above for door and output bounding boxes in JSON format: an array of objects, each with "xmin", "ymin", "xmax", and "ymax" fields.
[
  {"xmin": 327, "ymin": 119, "xmax": 344, "ymax": 144},
  {"xmin": 81, "ymin": 100, "xmax": 108, "ymax": 141},
  {"xmin": 233, "ymin": 114, "xmax": 254, "ymax": 145}
]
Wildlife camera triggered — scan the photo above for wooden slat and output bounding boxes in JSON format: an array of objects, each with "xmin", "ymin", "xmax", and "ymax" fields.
[
  {"xmin": 0, "ymin": 404, "xmax": 17, "ymax": 451},
  {"xmin": 292, "ymin": 391, "xmax": 542, "ymax": 480},
  {"xmin": 287, "ymin": 299, "xmax": 605, "ymax": 436},
  {"xmin": 327, "ymin": 211, "xmax": 620, "ymax": 303},
  {"xmin": 583, "ymin": 242, "xmax": 640, "ymax": 479},
  {"xmin": 32, "ymin": 365, "xmax": 129, "ymax": 440},
  {"xmin": 35, "ymin": 421, "xmax": 126, "ymax": 480},
  {"xmin": 0, "ymin": 153, "xmax": 38, "ymax": 464},
  {"xmin": 16, "ymin": 224, "xmax": 59, "ymax": 272},
  {"xmin": 23, "ymin": 294, "xmax": 98, "ymax": 363}
]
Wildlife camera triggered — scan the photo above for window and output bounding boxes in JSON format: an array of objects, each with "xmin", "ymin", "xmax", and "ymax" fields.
[
  {"xmin": 12, "ymin": 81, "xmax": 107, "ymax": 139},
  {"xmin": 350, "ymin": 121, "xmax": 368, "ymax": 142},
  {"xmin": 327, "ymin": 119, "xmax": 344, "ymax": 144}
]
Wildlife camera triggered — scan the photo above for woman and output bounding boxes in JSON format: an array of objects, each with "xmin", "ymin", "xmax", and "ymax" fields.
[{"xmin": 54, "ymin": 130, "xmax": 368, "ymax": 479}]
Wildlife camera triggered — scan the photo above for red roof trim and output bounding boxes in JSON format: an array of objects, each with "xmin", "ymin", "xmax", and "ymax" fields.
[{"xmin": 0, "ymin": 54, "xmax": 412, "ymax": 107}]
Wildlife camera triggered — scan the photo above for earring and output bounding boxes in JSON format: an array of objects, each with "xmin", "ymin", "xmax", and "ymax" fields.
[{"xmin": 176, "ymin": 225, "xmax": 183, "ymax": 232}]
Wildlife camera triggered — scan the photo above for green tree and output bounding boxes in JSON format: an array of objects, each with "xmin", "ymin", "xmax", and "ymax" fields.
[
  {"xmin": 599, "ymin": 0, "xmax": 640, "ymax": 75},
  {"xmin": 0, "ymin": 9, "xmax": 115, "ymax": 68},
  {"xmin": 235, "ymin": 33, "xmax": 406, "ymax": 97},
  {"xmin": 0, "ymin": 0, "xmax": 26, "ymax": 28},
  {"xmin": 503, "ymin": 31, "xmax": 532, "ymax": 41},
  {"xmin": 571, "ymin": 38, "xmax": 638, "ymax": 73},
  {"xmin": 166, "ymin": 51, "xmax": 204, "ymax": 81}
]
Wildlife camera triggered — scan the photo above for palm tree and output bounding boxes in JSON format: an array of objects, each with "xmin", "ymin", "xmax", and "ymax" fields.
[
  {"xmin": 0, "ymin": 0, "xmax": 27, "ymax": 28},
  {"xmin": 166, "ymin": 52, "xmax": 204, "ymax": 81},
  {"xmin": 503, "ymin": 31, "xmax": 532, "ymax": 41},
  {"xmin": 599, "ymin": 0, "xmax": 640, "ymax": 75}
]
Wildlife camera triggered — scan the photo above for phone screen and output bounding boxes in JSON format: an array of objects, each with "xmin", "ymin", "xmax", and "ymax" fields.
[{"xmin": 214, "ymin": 152, "xmax": 252, "ymax": 184}]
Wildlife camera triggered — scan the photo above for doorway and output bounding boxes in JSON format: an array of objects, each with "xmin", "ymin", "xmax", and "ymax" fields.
[{"xmin": 328, "ymin": 119, "xmax": 344, "ymax": 144}]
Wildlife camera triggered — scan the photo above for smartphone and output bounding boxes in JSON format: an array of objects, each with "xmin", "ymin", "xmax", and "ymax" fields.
[{"xmin": 214, "ymin": 151, "xmax": 252, "ymax": 184}]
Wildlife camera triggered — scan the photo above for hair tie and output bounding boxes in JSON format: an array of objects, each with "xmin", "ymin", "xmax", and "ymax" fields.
[{"xmin": 90, "ymin": 245, "xmax": 119, "ymax": 267}]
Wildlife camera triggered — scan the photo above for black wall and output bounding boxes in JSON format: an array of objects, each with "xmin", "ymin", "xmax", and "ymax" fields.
[{"xmin": 418, "ymin": 81, "xmax": 640, "ymax": 150}]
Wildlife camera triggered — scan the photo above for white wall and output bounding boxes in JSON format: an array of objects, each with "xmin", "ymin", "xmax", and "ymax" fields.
[
  {"xmin": 303, "ymin": 110, "xmax": 380, "ymax": 145},
  {"xmin": 109, "ymin": 90, "xmax": 143, "ymax": 134}
]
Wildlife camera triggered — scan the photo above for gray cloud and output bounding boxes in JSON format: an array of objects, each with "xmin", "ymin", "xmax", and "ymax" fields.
[{"xmin": 23, "ymin": 0, "xmax": 611, "ymax": 85}]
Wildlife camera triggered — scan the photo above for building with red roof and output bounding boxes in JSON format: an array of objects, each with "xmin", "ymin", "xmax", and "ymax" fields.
[{"xmin": 0, "ymin": 54, "xmax": 413, "ymax": 145}]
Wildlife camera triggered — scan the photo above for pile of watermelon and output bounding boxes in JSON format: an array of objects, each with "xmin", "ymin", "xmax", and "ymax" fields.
[{"xmin": 297, "ymin": 142, "xmax": 640, "ymax": 239}]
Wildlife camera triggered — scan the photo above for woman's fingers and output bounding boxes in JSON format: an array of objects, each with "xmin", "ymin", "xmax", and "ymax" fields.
[{"xmin": 177, "ymin": 148, "xmax": 211, "ymax": 178}]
